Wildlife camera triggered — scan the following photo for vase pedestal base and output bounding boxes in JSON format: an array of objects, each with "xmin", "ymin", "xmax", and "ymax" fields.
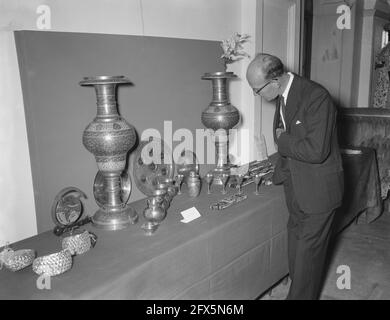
[{"xmin": 92, "ymin": 206, "xmax": 138, "ymax": 231}]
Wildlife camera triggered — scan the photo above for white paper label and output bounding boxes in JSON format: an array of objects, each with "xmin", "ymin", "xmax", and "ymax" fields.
[{"xmin": 180, "ymin": 207, "xmax": 201, "ymax": 223}]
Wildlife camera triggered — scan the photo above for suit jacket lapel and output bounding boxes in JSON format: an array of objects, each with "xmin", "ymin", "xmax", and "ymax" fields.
[{"xmin": 285, "ymin": 74, "xmax": 302, "ymax": 131}]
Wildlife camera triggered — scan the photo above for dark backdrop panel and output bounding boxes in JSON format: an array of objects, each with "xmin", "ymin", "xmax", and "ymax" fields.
[{"xmin": 15, "ymin": 30, "xmax": 223, "ymax": 233}]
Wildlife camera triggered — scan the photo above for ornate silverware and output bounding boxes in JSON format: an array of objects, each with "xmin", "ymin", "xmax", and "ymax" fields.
[
  {"xmin": 201, "ymin": 72, "xmax": 240, "ymax": 185},
  {"xmin": 228, "ymin": 159, "xmax": 274, "ymax": 188},
  {"xmin": 220, "ymin": 173, "xmax": 230, "ymax": 195},
  {"xmin": 254, "ymin": 174, "xmax": 262, "ymax": 195},
  {"xmin": 210, "ymin": 193, "xmax": 248, "ymax": 211},
  {"xmin": 61, "ymin": 230, "xmax": 97, "ymax": 256},
  {"xmin": 205, "ymin": 173, "xmax": 214, "ymax": 194},
  {"xmin": 187, "ymin": 171, "xmax": 201, "ymax": 198},
  {"xmin": 142, "ymin": 197, "xmax": 167, "ymax": 236},
  {"xmin": 175, "ymin": 150, "xmax": 199, "ymax": 182},
  {"xmin": 51, "ymin": 187, "xmax": 86, "ymax": 227},
  {"xmin": 158, "ymin": 177, "xmax": 178, "ymax": 203},
  {"xmin": 175, "ymin": 174, "xmax": 185, "ymax": 195},
  {"xmin": 151, "ymin": 188, "xmax": 169, "ymax": 213},
  {"xmin": 156, "ymin": 183, "xmax": 171, "ymax": 210},
  {"xmin": 236, "ymin": 174, "xmax": 245, "ymax": 194},
  {"xmin": 53, "ymin": 216, "xmax": 92, "ymax": 237},
  {"xmin": 80, "ymin": 76, "xmax": 138, "ymax": 231},
  {"xmin": 51, "ymin": 187, "xmax": 91, "ymax": 236},
  {"xmin": 93, "ymin": 171, "xmax": 131, "ymax": 211}
]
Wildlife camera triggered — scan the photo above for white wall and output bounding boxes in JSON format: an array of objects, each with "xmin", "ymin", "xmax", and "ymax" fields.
[
  {"xmin": 0, "ymin": 0, "xmax": 240, "ymax": 40},
  {"xmin": 311, "ymin": 0, "xmax": 390, "ymax": 108},
  {"xmin": 311, "ymin": 0, "xmax": 358, "ymax": 108},
  {"xmin": 360, "ymin": 1, "xmax": 390, "ymax": 108},
  {"xmin": 257, "ymin": 0, "xmax": 302, "ymax": 156},
  {"xmin": 0, "ymin": 32, "xmax": 37, "ymax": 244}
]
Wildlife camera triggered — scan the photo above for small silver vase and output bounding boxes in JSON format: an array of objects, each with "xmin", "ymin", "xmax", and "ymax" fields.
[
  {"xmin": 142, "ymin": 197, "xmax": 167, "ymax": 235},
  {"xmin": 80, "ymin": 76, "xmax": 138, "ymax": 231}
]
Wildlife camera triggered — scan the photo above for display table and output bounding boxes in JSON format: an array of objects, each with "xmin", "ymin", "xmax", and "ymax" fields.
[
  {"xmin": 0, "ymin": 147, "xmax": 382, "ymax": 300},
  {"xmin": 0, "ymin": 184, "xmax": 289, "ymax": 300}
]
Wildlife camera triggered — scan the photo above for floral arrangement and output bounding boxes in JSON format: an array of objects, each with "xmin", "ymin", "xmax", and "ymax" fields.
[{"xmin": 220, "ymin": 32, "xmax": 251, "ymax": 70}]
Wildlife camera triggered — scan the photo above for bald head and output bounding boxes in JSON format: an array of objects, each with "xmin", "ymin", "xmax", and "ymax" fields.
[
  {"xmin": 246, "ymin": 53, "xmax": 287, "ymax": 101},
  {"xmin": 246, "ymin": 53, "xmax": 285, "ymax": 84}
]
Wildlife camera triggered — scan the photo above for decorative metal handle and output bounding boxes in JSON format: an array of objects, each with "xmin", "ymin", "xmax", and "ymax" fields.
[{"xmin": 53, "ymin": 216, "xmax": 92, "ymax": 236}]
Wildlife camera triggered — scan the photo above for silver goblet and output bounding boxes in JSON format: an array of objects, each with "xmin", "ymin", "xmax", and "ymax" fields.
[
  {"xmin": 254, "ymin": 174, "xmax": 262, "ymax": 195},
  {"xmin": 206, "ymin": 173, "xmax": 214, "ymax": 194},
  {"xmin": 236, "ymin": 174, "xmax": 245, "ymax": 195},
  {"xmin": 221, "ymin": 173, "xmax": 230, "ymax": 195}
]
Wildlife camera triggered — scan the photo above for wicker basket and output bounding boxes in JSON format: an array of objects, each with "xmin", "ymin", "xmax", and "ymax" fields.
[
  {"xmin": 1, "ymin": 249, "xmax": 36, "ymax": 272},
  {"xmin": 61, "ymin": 230, "xmax": 96, "ymax": 255},
  {"xmin": 32, "ymin": 250, "xmax": 72, "ymax": 276}
]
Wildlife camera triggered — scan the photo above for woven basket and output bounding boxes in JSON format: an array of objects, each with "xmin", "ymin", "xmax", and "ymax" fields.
[
  {"xmin": 61, "ymin": 230, "xmax": 96, "ymax": 255},
  {"xmin": 32, "ymin": 250, "xmax": 72, "ymax": 276}
]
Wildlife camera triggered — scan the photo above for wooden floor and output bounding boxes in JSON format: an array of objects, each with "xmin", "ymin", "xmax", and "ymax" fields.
[{"xmin": 260, "ymin": 211, "xmax": 390, "ymax": 300}]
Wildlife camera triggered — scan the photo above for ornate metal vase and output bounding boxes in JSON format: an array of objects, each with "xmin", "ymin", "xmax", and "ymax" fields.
[
  {"xmin": 201, "ymin": 72, "xmax": 240, "ymax": 184},
  {"xmin": 80, "ymin": 76, "xmax": 138, "ymax": 230}
]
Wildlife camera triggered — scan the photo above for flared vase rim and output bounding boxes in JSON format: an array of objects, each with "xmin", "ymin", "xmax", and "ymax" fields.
[
  {"xmin": 202, "ymin": 71, "xmax": 237, "ymax": 79},
  {"xmin": 79, "ymin": 75, "xmax": 131, "ymax": 86}
]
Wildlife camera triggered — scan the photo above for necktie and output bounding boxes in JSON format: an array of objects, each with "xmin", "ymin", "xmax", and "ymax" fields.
[{"xmin": 280, "ymin": 97, "xmax": 286, "ymax": 130}]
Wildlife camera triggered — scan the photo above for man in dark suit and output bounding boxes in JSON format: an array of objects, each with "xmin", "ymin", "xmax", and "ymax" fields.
[{"xmin": 246, "ymin": 53, "xmax": 344, "ymax": 300}]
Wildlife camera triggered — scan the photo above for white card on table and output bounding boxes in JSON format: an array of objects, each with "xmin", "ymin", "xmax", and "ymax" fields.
[{"xmin": 180, "ymin": 207, "xmax": 201, "ymax": 223}]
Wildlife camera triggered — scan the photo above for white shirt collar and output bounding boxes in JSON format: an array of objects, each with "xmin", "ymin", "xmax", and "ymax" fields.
[{"xmin": 282, "ymin": 72, "xmax": 294, "ymax": 104}]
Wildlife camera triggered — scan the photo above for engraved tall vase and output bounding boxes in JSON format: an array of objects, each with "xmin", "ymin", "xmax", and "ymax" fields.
[
  {"xmin": 80, "ymin": 76, "xmax": 138, "ymax": 230},
  {"xmin": 201, "ymin": 72, "xmax": 240, "ymax": 185}
]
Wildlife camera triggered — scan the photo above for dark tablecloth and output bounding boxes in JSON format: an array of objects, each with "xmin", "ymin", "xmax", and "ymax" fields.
[
  {"xmin": 333, "ymin": 147, "xmax": 383, "ymax": 233},
  {"xmin": 0, "ymin": 148, "xmax": 382, "ymax": 299}
]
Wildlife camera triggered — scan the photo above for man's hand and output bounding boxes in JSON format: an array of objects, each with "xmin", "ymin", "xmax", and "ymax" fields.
[{"xmin": 276, "ymin": 128, "xmax": 285, "ymax": 140}]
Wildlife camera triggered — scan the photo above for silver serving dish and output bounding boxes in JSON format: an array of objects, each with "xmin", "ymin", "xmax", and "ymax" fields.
[{"xmin": 132, "ymin": 137, "xmax": 175, "ymax": 196}]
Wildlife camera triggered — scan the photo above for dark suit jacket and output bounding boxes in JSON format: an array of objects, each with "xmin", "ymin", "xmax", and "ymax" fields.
[{"xmin": 273, "ymin": 74, "xmax": 344, "ymax": 214}]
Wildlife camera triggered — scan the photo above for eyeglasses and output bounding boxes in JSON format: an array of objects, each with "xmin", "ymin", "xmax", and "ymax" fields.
[{"xmin": 253, "ymin": 80, "xmax": 273, "ymax": 95}]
